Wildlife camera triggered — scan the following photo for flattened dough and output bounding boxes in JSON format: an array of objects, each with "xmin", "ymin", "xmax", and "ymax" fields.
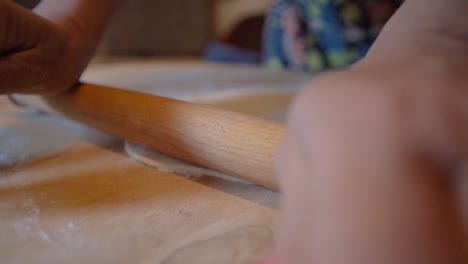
[
  {"xmin": 0, "ymin": 113, "xmax": 81, "ymax": 168},
  {"xmin": 124, "ymin": 142, "xmax": 251, "ymax": 184},
  {"xmin": 0, "ymin": 111, "xmax": 115, "ymax": 168}
]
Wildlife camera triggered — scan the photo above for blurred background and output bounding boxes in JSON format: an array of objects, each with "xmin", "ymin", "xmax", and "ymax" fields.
[
  {"xmin": 11, "ymin": 0, "xmax": 401, "ymax": 115},
  {"xmin": 14, "ymin": 0, "xmax": 269, "ymax": 62},
  {"xmin": 12, "ymin": 0, "xmax": 312, "ymax": 121}
]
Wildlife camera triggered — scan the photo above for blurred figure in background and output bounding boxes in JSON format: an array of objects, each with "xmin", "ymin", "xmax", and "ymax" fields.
[{"xmin": 206, "ymin": 0, "xmax": 403, "ymax": 72}]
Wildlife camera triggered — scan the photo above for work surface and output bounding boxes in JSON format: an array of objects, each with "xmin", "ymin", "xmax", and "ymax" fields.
[
  {"xmin": 0, "ymin": 62, "xmax": 310, "ymax": 263},
  {"xmin": 0, "ymin": 97, "xmax": 279, "ymax": 264}
]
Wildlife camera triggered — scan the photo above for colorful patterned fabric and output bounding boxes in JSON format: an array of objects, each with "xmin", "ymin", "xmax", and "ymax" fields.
[{"xmin": 263, "ymin": 0, "xmax": 402, "ymax": 72}]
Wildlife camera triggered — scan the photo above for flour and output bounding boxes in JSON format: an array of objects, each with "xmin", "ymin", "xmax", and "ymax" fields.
[
  {"xmin": 0, "ymin": 114, "xmax": 81, "ymax": 168},
  {"xmin": 10, "ymin": 193, "xmax": 85, "ymax": 250},
  {"xmin": 57, "ymin": 221, "xmax": 80, "ymax": 235},
  {"xmin": 13, "ymin": 194, "xmax": 55, "ymax": 245},
  {"xmin": 67, "ymin": 222, "xmax": 78, "ymax": 230},
  {"xmin": 0, "ymin": 112, "xmax": 116, "ymax": 168}
]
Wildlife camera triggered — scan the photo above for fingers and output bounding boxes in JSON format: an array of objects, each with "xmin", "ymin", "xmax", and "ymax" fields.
[
  {"xmin": 0, "ymin": 1, "xmax": 45, "ymax": 54},
  {"xmin": 0, "ymin": 40, "xmax": 72, "ymax": 95},
  {"xmin": 366, "ymin": 0, "xmax": 468, "ymax": 63},
  {"xmin": 277, "ymin": 72, "xmax": 467, "ymax": 263},
  {"xmin": 0, "ymin": 3, "xmax": 77, "ymax": 95},
  {"xmin": 0, "ymin": 52, "xmax": 48, "ymax": 94},
  {"xmin": 0, "ymin": 1, "xmax": 50, "ymax": 93}
]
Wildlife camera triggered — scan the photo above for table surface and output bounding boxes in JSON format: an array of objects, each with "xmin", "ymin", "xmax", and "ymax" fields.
[
  {"xmin": 0, "ymin": 61, "xmax": 311, "ymax": 263},
  {"xmin": 0, "ymin": 96, "xmax": 278, "ymax": 264}
]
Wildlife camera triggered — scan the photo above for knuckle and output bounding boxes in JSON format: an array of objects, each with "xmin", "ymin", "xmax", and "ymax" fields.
[{"xmin": 292, "ymin": 72, "xmax": 409, "ymax": 124}]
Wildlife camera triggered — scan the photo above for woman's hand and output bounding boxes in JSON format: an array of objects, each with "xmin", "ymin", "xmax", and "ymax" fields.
[
  {"xmin": 0, "ymin": 0, "xmax": 121, "ymax": 95},
  {"xmin": 273, "ymin": 0, "xmax": 468, "ymax": 263}
]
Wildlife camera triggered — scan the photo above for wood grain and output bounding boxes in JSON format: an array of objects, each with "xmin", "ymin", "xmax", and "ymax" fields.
[
  {"xmin": 0, "ymin": 95, "xmax": 278, "ymax": 264},
  {"xmin": 13, "ymin": 83, "xmax": 285, "ymax": 189}
]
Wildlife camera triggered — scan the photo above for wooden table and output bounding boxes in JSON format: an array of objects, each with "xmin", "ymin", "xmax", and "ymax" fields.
[{"xmin": 0, "ymin": 97, "xmax": 278, "ymax": 264}]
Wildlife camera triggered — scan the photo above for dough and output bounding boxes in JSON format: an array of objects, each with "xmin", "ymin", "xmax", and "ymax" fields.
[
  {"xmin": 0, "ymin": 111, "xmax": 114, "ymax": 168},
  {"xmin": 0, "ymin": 113, "xmax": 81, "ymax": 168},
  {"xmin": 124, "ymin": 142, "xmax": 251, "ymax": 184},
  {"xmin": 124, "ymin": 141, "xmax": 280, "ymax": 210}
]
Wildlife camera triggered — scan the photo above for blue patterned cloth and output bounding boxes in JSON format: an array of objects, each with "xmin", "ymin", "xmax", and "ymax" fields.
[{"xmin": 263, "ymin": 0, "xmax": 402, "ymax": 72}]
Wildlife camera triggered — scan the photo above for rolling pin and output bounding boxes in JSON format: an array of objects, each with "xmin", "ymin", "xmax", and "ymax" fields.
[{"xmin": 12, "ymin": 83, "xmax": 285, "ymax": 190}]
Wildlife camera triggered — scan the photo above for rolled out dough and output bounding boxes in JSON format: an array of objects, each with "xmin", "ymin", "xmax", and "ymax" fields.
[
  {"xmin": 124, "ymin": 142, "xmax": 251, "ymax": 184},
  {"xmin": 0, "ymin": 111, "xmax": 115, "ymax": 169},
  {"xmin": 0, "ymin": 113, "xmax": 82, "ymax": 168}
]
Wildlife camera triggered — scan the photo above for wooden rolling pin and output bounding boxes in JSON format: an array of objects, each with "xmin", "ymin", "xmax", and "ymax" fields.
[{"xmin": 12, "ymin": 83, "xmax": 284, "ymax": 190}]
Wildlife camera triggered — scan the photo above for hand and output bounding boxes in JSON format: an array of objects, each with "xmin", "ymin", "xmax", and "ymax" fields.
[
  {"xmin": 0, "ymin": 0, "xmax": 122, "ymax": 95},
  {"xmin": 0, "ymin": 0, "xmax": 94, "ymax": 94},
  {"xmin": 273, "ymin": 0, "xmax": 468, "ymax": 263}
]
